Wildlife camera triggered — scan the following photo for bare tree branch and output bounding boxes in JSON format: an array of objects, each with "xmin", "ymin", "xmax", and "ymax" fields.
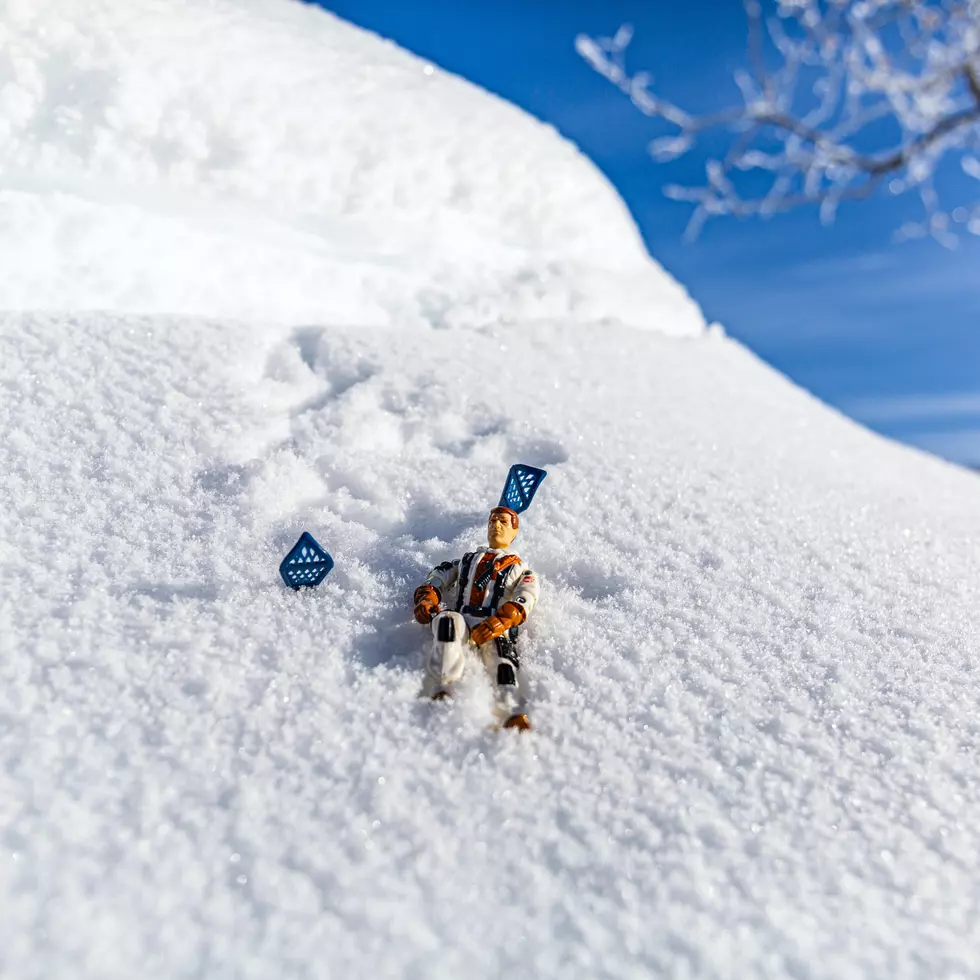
[{"xmin": 576, "ymin": 0, "xmax": 980, "ymax": 242}]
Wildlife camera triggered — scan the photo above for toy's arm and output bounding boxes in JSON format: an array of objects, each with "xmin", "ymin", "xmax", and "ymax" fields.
[
  {"xmin": 427, "ymin": 560, "xmax": 459, "ymax": 595},
  {"xmin": 413, "ymin": 560, "xmax": 459, "ymax": 624},
  {"xmin": 470, "ymin": 564, "xmax": 539, "ymax": 646},
  {"xmin": 508, "ymin": 565, "xmax": 539, "ymax": 619}
]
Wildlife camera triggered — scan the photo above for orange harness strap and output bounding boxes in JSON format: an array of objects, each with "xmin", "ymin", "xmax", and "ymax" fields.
[{"xmin": 468, "ymin": 553, "xmax": 522, "ymax": 608}]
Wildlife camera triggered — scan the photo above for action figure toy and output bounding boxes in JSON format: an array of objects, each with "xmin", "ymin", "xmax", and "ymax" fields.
[
  {"xmin": 280, "ymin": 464, "xmax": 546, "ymax": 727},
  {"xmin": 413, "ymin": 506, "xmax": 539, "ymax": 731}
]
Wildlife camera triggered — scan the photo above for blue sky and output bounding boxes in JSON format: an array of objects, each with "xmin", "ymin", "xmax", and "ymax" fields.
[{"xmin": 314, "ymin": 0, "xmax": 980, "ymax": 469}]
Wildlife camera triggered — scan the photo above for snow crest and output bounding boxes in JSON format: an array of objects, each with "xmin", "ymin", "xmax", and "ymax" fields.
[{"xmin": 0, "ymin": 0, "xmax": 703, "ymax": 334}]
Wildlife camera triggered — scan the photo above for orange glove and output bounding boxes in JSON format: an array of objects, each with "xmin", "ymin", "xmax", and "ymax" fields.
[
  {"xmin": 413, "ymin": 584, "xmax": 441, "ymax": 624},
  {"xmin": 469, "ymin": 601, "xmax": 526, "ymax": 646}
]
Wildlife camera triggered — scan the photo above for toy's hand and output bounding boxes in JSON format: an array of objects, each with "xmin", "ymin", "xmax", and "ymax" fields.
[
  {"xmin": 469, "ymin": 602, "xmax": 525, "ymax": 646},
  {"xmin": 413, "ymin": 584, "xmax": 441, "ymax": 624},
  {"xmin": 469, "ymin": 618, "xmax": 501, "ymax": 646}
]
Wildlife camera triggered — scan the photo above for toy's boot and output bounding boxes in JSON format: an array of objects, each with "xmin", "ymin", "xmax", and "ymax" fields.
[
  {"xmin": 485, "ymin": 634, "xmax": 530, "ymax": 730},
  {"xmin": 424, "ymin": 611, "xmax": 469, "ymax": 694}
]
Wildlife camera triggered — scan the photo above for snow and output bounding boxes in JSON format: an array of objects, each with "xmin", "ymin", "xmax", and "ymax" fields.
[
  {"xmin": 2, "ymin": 2, "xmax": 980, "ymax": 979},
  {"xmin": 0, "ymin": 0, "xmax": 702, "ymax": 335}
]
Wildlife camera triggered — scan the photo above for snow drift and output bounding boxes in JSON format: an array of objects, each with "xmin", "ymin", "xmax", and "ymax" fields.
[
  {"xmin": 0, "ymin": 0, "xmax": 702, "ymax": 334},
  {"xmin": 1, "ymin": 2, "xmax": 980, "ymax": 979}
]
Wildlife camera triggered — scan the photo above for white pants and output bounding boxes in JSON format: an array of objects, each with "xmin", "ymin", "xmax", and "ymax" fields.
[{"xmin": 426, "ymin": 610, "xmax": 520, "ymax": 691}]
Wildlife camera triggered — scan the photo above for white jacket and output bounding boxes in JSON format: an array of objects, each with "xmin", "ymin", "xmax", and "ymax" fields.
[{"xmin": 424, "ymin": 548, "xmax": 539, "ymax": 624}]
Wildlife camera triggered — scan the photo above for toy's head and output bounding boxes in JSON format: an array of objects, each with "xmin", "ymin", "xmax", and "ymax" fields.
[{"xmin": 487, "ymin": 507, "xmax": 520, "ymax": 549}]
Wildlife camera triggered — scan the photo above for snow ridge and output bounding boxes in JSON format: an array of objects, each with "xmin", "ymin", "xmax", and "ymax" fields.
[{"xmin": 0, "ymin": 0, "xmax": 703, "ymax": 334}]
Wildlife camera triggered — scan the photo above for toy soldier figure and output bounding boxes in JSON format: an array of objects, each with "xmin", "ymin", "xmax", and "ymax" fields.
[{"xmin": 413, "ymin": 506, "xmax": 540, "ymax": 730}]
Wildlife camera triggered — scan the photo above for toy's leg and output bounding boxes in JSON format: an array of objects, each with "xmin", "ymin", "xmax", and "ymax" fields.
[
  {"xmin": 480, "ymin": 630, "xmax": 527, "ymax": 722},
  {"xmin": 422, "ymin": 611, "xmax": 469, "ymax": 696}
]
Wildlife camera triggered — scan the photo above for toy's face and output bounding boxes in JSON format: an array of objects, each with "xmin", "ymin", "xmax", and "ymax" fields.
[{"xmin": 487, "ymin": 509, "xmax": 519, "ymax": 549}]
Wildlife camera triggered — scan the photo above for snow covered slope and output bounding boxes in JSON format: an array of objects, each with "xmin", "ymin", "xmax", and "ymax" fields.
[
  {"xmin": 2, "ymin": 2, "xmax": 980, "ymax": 980},
  {"xmin": 0, "ymin": 0, "xmax": 702, "ymax": 334}
]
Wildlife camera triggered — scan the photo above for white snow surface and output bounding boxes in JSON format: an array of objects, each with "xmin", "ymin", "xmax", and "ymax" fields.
[
  {"xmin": 2, "ymin": 3, "xmax": 980, "ymax": 979},
  {"xmin": 0, "ymin": 0, "xmax": 702, "ymax": 335}
]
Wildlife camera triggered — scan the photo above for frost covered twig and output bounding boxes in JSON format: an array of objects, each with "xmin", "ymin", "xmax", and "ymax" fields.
[{"xmin": 575, "ymin": 1, "xmax": 980, "ymax": 242}]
